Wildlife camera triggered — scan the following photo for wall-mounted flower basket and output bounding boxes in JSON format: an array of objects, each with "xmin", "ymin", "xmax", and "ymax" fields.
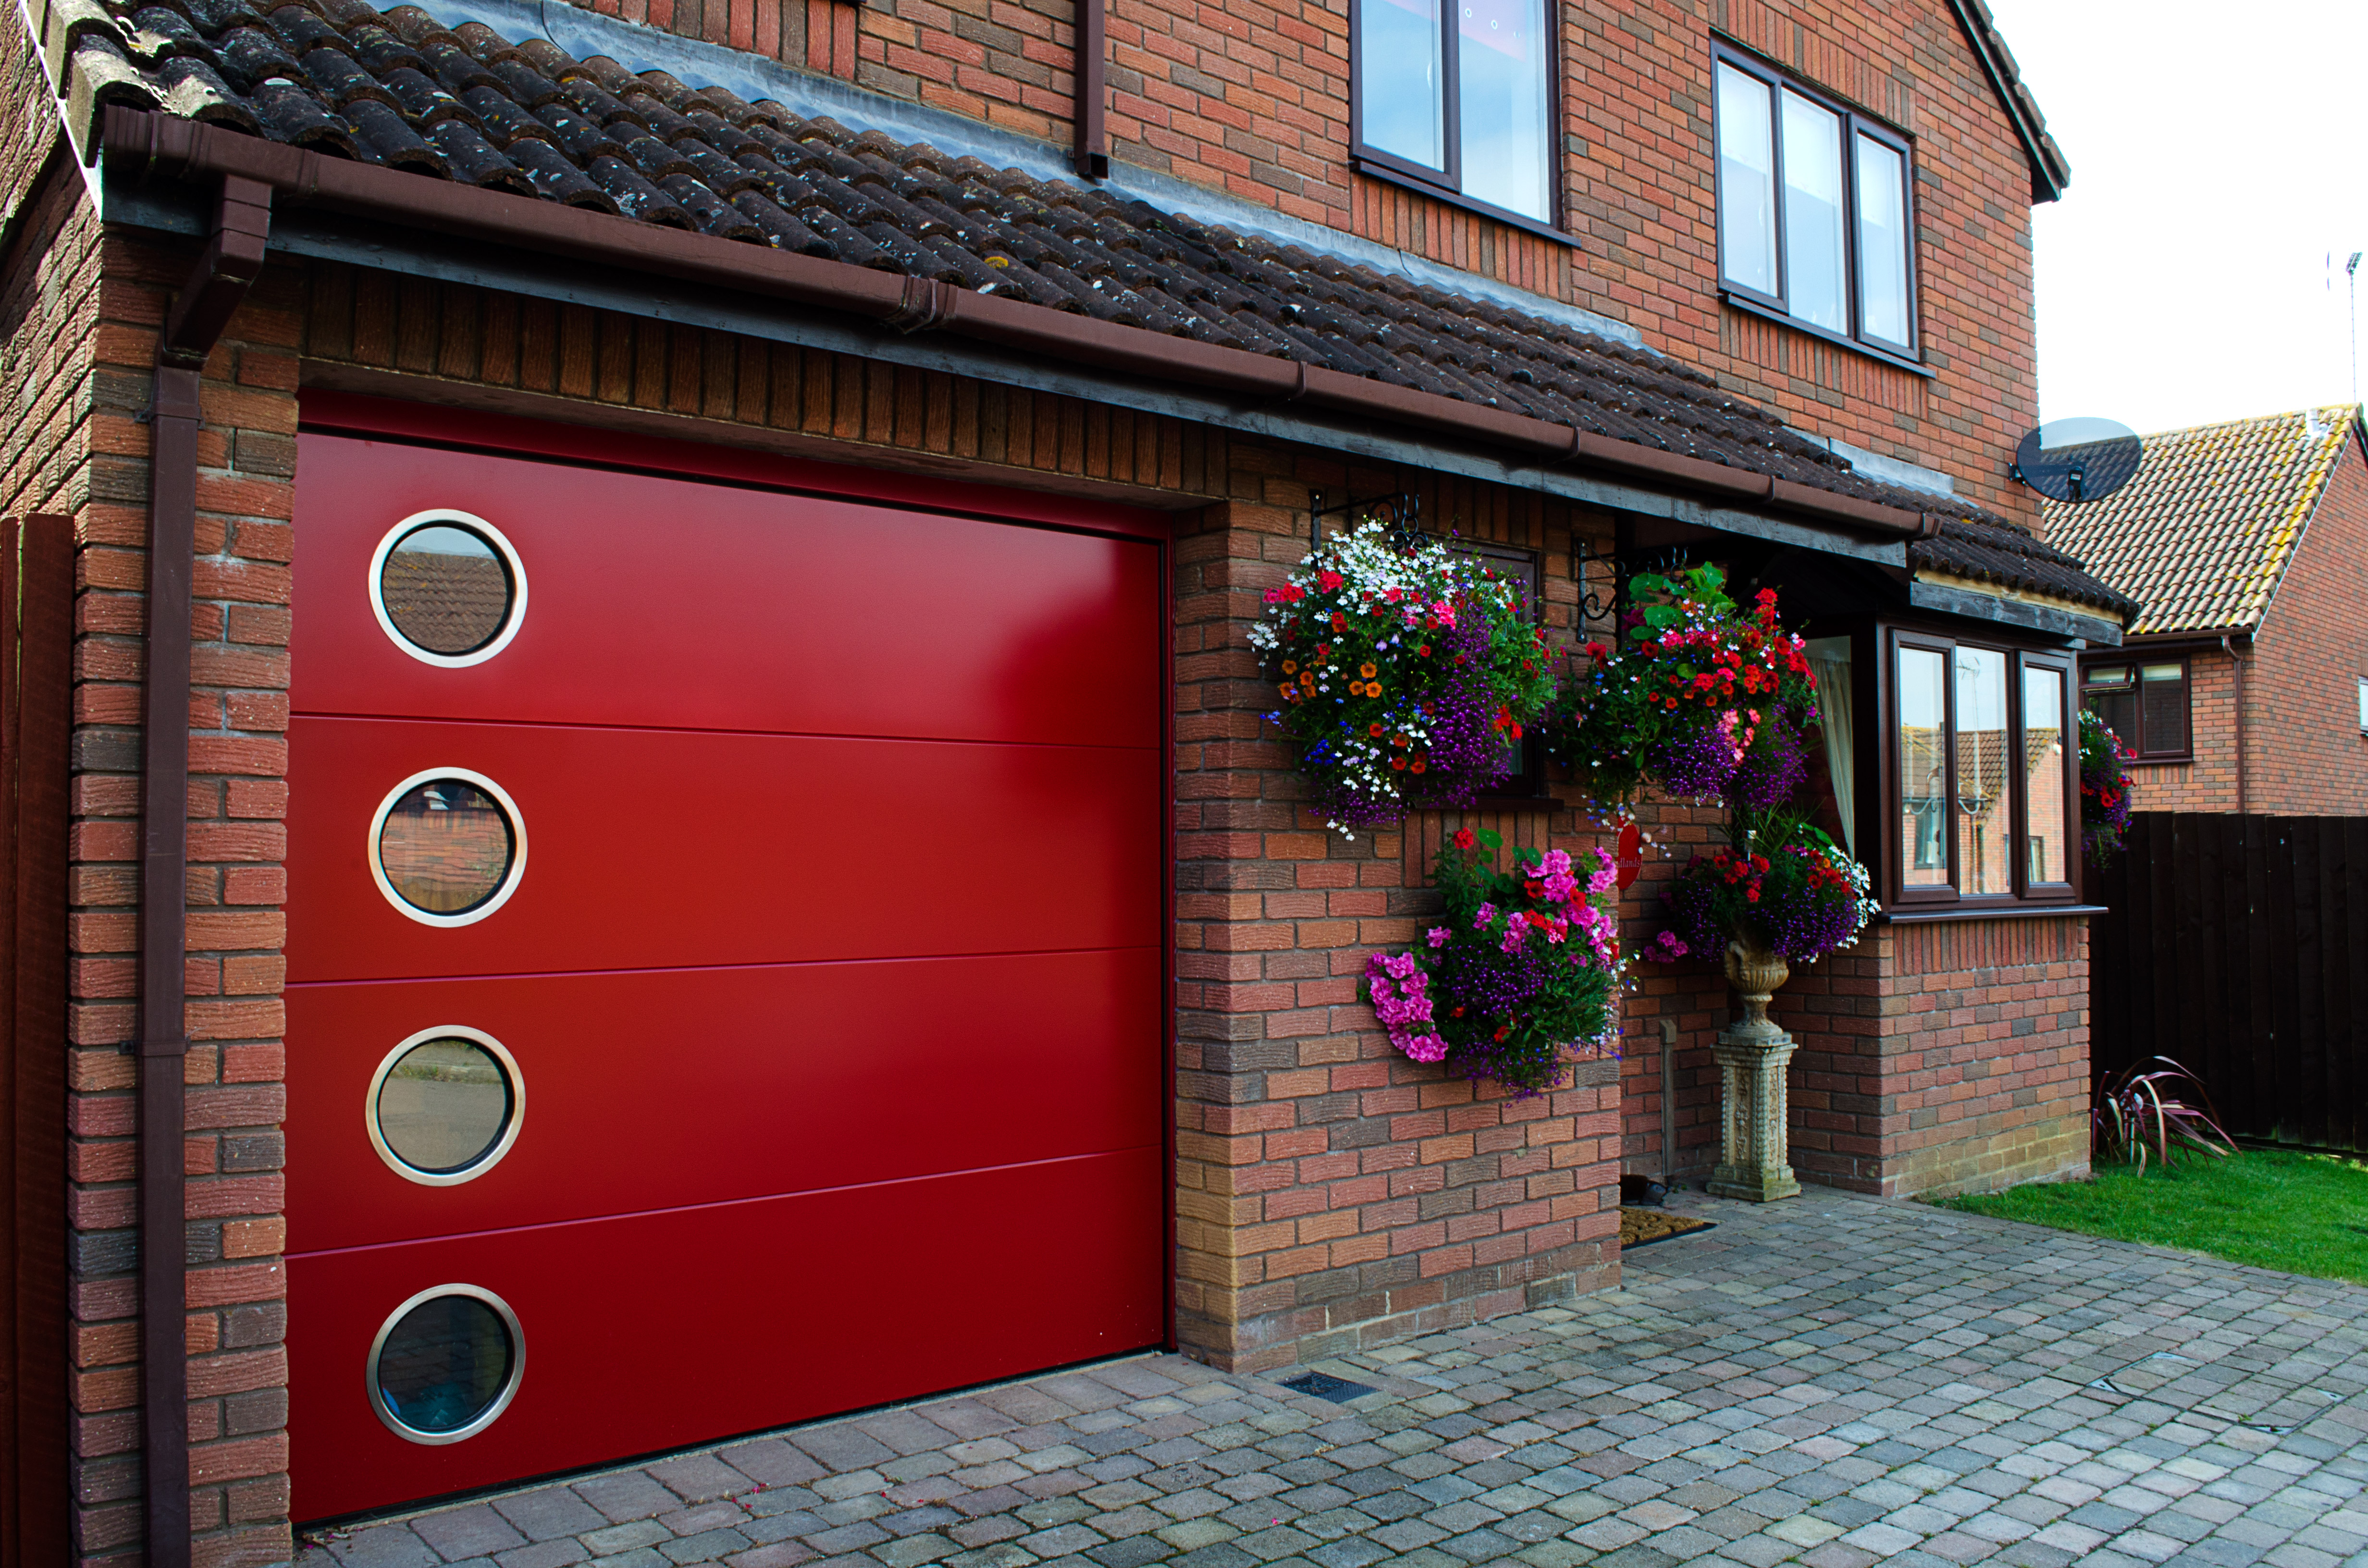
[
  {"xmin": 1365, "ymin": 827, "xmax": 1622, "ymax": 1096},
  {"xmin": 1251, "ymin": 520, "xmax": 1557, "ymax": 835},
  {"xmin": 2079, "ymin": 709, "xmax": 2135, "ymax": 866}
]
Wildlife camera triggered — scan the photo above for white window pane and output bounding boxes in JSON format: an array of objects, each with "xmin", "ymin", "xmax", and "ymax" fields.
[
  {"xmin": 1856, "ymin": 134, "xmax": 1910, "ymax": 346},
  {"xmin": 1780, "ymin": 90, "xmax": 1846, "ymax": 331},
  {"xmin": 1362, "ymin": 0, "xmax": 1445, "ymax": 170},
  {"xmin": 2358, "ymin": 677, "xmax": 2368, "ymax": 733},
  {"xmin": 1955, "ymin": 647, "xmax": 2010, "ymax": 895},
  {"xmin": 1457, "ymin": 0, "xmax": 1551, "ymax": 220},
  {"xmin": 1715, "ymin": 64, "xmax": 1776, "ymax": 295}
]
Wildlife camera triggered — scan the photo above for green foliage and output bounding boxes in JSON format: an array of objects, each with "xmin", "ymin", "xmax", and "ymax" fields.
[{"xmin": 1939, "ymin": 1147, "xmax": 2368, "ymax": 1286}]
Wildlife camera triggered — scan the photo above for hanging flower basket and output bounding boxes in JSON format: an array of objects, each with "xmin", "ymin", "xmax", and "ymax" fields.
[
  {"xmin": 1364, "ymin": 827, "xmax": 1622, "ymax": 1096},
  {"xmin": 1653, "ymin": 813, "xmax": 1877, "ymax": 967},
  {"xmin": 1542, "ymin": 564, "xmax": 1818, "ymax": 815},
  {"xmin": 1250, "ymin": 520, "xmax": 1557, "ymax": 834},
  {"xmin": 2079, "ymin": 709, "xmax": 2135, "ymax": 866}
]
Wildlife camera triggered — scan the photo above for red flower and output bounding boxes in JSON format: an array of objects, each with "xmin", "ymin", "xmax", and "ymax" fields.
[
  {"xmin": 1319, "ymin": 570, "xmax": 1344, "ymax": 592},
  {"xmin": 1453, "ymin": 828, "xmax": 1476, "ymax": 851}
]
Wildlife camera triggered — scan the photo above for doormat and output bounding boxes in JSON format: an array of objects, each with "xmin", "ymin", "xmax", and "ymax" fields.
[{"xmin": 1621, "ymin": 1207, "xmax": 1717, "ymax": 1249}]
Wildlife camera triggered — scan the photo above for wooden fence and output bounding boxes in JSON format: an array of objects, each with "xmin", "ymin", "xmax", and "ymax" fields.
[{"xmin": 2089, "ymin": 811, "xmax": 2368, "ymax": 1150}]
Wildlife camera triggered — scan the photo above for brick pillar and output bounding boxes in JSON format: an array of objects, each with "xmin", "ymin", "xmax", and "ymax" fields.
[
  {"xmin": 1171, "ymin": 496, "xmax": 1619, "ymax": 1372},
  {"xmin": 69, "ymin": 233, "xmax": 296, "ymax": 1568}
]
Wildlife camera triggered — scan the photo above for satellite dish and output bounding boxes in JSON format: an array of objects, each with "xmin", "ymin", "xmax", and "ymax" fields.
[{"xmin": 2011, "ymin": 417, "xmax": 2142, "ymax": 504}]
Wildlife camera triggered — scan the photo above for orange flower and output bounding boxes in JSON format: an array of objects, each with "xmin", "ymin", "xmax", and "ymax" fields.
[
  {"xmin": 1369, "ymin": 723, "xmax": 1385, "ymax": 736},
  {"xmin": 1359, "ymin": 662, "xmax": 1378, "ymax": 679},
  {"xmin": 1282, "ymin": 660, "xmax": 1298, "ymax": 674}
]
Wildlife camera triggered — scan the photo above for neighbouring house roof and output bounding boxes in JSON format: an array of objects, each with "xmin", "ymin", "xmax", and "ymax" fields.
[{"xmin": 2042, "ymin": 406, "xmax": 2362, "ymax": 637}]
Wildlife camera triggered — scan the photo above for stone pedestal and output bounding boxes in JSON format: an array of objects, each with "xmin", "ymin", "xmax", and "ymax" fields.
[{"xmin": 1706, "ymin": 936, "xmax": 1802, "ymax": 1203}]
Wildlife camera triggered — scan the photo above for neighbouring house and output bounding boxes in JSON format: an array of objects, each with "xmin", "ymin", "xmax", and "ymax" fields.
[
  {"xmin": 0, "ymin": 0, "xmax": 2130, "ymax": 1556},
  {"xmin": 2043, "ymin": 406, "xmax": 2368, "ymax": 816}
]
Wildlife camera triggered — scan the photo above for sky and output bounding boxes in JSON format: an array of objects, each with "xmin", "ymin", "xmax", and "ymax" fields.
[{"xmin": 1978, "ymin": 0, "xmax": 2368, "ymax": 437}]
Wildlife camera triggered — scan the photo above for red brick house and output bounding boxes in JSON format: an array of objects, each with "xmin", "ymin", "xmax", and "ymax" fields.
[
  {"xmin": 0, "ymin": 0, "xmax": 2130, "ymax": 1556},
  {"xmin": 2045, "ymin": 406, "xmax": 2368, "ymax": 816}
]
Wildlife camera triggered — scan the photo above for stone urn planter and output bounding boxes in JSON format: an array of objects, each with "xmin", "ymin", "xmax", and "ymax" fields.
[{"xmin": 1706, "ymin": 933, "xmax": 1802, "ymax": 1202}]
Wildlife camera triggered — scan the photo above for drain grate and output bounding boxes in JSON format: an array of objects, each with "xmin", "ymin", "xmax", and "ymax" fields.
[{"xmin": 1277, "ymin": 1370, "xmax": 1377, "ymax": 1403}]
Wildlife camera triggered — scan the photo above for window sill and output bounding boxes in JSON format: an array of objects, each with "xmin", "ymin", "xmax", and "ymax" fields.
[
  {"xmin": 1879, "ymin": 903, "xmax": 2105, "ymax": 924},
  {"xmin": 1719, "ymin": 292, "xmax": 1935, "ymax": 379},
  {"xmin": 2124, "ymin": 755, "xmax": 2195, "ymax": 768},
  {"xmin": 1350, "ymin": 159, "xmax": 1582, "ymax": 249}
]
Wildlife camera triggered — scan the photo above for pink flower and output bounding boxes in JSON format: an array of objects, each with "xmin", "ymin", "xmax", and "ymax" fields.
[
  {"xmin": 1426, "ymin": 926, "xmax": 1450, "ymax": 948},
  {"xmin": 1499, "ymin": 923, "xmax": 1527, "ymax": 955},
  {"xmin": 1403, "ymin": 1032, "xmax": 1448, "ymax": 1063},
  {"xmin": 1474, "ymin": 902, "xmax": 1497, "ymax": 930}
]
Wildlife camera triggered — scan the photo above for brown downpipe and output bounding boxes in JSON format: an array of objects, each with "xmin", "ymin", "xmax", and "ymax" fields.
[
  {"xmin": 99, "ymin": 109, "xmax": 1933, "ymax": 542},
  {"xmin": 1073, "ymin": 0, "xmax": 1108, "ymax": 179},
  {"xmin": 2222, "ymin": 633, "xmax": 2246, "ymax": 815},
  {"xmin": 141, "ymin": 172, "xmax": 270, "ymax": 1568}
]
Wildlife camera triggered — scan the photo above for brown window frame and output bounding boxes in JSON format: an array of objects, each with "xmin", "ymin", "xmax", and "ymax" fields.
[
  {"xmin": 1711, "ymin": 41, "xmax": 1923, "ymax": 369},
  {"xmin": 2080, "ymin": 655, "xmax": 2192, "ymax": 763},
  {"xmin": 1348, "ymin": 0, "xmax": 1571, "ymax": 244},
  {"xmin": 1881, "ymin": 628, "xmax": 2079, "ymax": 911}
]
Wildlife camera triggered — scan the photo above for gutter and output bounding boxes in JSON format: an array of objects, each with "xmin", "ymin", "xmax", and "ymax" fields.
[
  {"xmin": 99, "ymin": 108, "xmax": 1935, "ymax": 544},
  {"xmin": 140, "ymin": 172, "xmax": 270, "ymax": 1568},
  {"xmin": 2222, "ymin": 634, "xmax": 2246, "ymax": 816}
]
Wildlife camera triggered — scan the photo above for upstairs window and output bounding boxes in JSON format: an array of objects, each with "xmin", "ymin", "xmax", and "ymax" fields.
[
  {"xmin": 1354, "ymin": 0, "xmax": 1556, "ymax": 230},
  {"xmin": 2082, "ymin": 659, "xmax": 2189, "ymax": 760},
  {"xmin": 1714, "ymin": 49, "xmax": 1917, "ymax": 359}
]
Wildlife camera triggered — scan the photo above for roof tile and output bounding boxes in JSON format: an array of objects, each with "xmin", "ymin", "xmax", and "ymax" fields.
[{"xmin": 2041, "ymin": 407, "xmax": 2356, "ymax": 635}]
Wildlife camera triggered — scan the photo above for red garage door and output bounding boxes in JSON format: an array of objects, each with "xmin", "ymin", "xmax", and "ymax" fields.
[{"xmin": 284, "ymin": 430, "xmax": 1166, "ymax": 1520}]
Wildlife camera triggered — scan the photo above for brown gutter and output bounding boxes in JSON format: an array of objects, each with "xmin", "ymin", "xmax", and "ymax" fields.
[
  {"xmin": 140, "ymin": 172, "xmax": 270, "ymax": 1568},
  {"xmin": 101, "ymin": 108, "xmax": 1932, "ymax": 541}
]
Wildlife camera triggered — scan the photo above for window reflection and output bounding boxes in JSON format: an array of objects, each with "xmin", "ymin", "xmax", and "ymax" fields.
[
  {"xmin": 376, "ymin": 1037, "xmax": 514, "ymax": 1175},
  {"xmin": 1856, "ymin": 135, "xmax": 1910, "ymax": 346},
  {"xmin": 1362, "ymin": 0, "xmax": 1445, "ymax": 169},
  {"xmin": 1716, "ymin": 63, "xmax": 1776, "ymax": 296},
  {"xmin": 1955, "ymin": 648, "xmax": 2009, "ymax": 896},
  {"xmin": 1780, "ymin": 91, "xmax": 1847, "ymax": 331},
  {"xmin": 1458, "ymin": 0, "xmax": 1550, "ymax": 220},
  {"xmin": 378, "ymin": 780, "xmax": 516, "ymax": 915},
  {"xmin": 375, "ymin": 1294, "xmax": 516, "ymax": 1438},
  {"xmin": 2023, "ymin": 665, "xmax": 2067, "ymax": 885},
  {"xmin": 382, "ymin": 524, "xmax": 513, "ymax": 656},
  {"xmin": 1898, "ymin": 647, "xmax": 1948, "ymax": 887}
]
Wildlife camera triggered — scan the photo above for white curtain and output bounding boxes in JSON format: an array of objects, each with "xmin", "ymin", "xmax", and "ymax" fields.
[{"xmin": 1804, "ymin": 637, "xmax": 1856, "ymax": 856}]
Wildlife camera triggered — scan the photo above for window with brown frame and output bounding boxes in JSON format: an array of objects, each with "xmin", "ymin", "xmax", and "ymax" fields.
[
  {"xmin": 1352, "ymin": 0, "xmax": 1560, "ymax": 234},
  {"xmin": 1714, "ymin": 45, "xmax": 1918, "ymax": 363},
  {"xmin": 2081, "ymin": 658, "xmax": 2189, "ymax": 760},
  {"xmin": 1889, "ymin": 632, "xmax": 2076, "ymax": 906}
]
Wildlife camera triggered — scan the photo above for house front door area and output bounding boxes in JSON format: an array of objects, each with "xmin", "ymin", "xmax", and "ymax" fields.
[{"xmin": 282, "ymin": 427, "xmax": 1168, "ymax": 1520}]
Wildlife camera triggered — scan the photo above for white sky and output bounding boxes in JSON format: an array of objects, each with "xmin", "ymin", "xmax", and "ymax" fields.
[{"xmin": 1978, "ymin": 0, "xmax": 2368, "ymax": 437}]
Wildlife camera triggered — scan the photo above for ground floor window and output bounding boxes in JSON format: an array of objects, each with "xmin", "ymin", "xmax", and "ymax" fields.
[
  {"xmin": 2082, "ymin": 657, "xmax": 2189, "ymax": 760},
  {"xmin": 1890, "ymin": 631, "xmax": 2075, "ymax": 906}
]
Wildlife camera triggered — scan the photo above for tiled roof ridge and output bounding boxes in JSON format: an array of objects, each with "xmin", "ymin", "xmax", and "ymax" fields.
[
  {"xmin": 1910, "ymin": 514, "xmax": 2139, "ymax": 620},
  {"xmin": 53, "ymin": 0, "xmax": 2023, "ymax": 522},
  {"xmin": 2038, "ymin": 404, "xmax": 2357, "ymax": 636}
]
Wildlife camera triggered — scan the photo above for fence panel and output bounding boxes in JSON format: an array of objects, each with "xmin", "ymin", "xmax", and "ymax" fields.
[{"xmin": 2092, "ymin": 810, "xmax": 2368, "ymax": 1149}]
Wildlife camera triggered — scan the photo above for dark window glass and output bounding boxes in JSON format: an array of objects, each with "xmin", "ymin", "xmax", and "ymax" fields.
[
  {"xmin": 381, "ymin": 524, "xmax": 514, "ymax": 656},
  {"xmin": 2081, "ymin": 661, "xmax": 2187, "ymax": 758},
  {"xmin": 375, "ymin": 1295, "xmax": 515, "ymax": 1436},
  {"xmin": 376, "ymin": 1038, "xmax": 513, "ymax": 1174},
  {"xmin": 1891, "ymin": 635, "xmax": 2075, "ymax": 908},
  {"xmin": 2140, "ymin": 663, "xmax": 2189, "ymax": 755},
  {"xmin": 1455, "ymin": 543, "xmax": 1545, "ymax": 795},
  {"xmin": 378, "ymin": 781, "xmax": 516, "ymax": 915}
]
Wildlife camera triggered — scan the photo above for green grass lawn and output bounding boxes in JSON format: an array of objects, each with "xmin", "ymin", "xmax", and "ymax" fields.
[{"xmin": 1937, "ymin": 1146, "xmax": 2368, "ymax": 1285}]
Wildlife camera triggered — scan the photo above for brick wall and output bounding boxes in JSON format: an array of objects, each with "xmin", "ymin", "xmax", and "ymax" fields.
[
  {"xmin": 0, "ymin": 146, "xmax": 301, "ymax": 1567},
  {"xmin": 1621, "ymin": 815, "xmax": 2089, "ymax": 1200},
  {"xmin": 1171, "ymin": 498, "xmax": 1623, "ymax": 1372},
  {"xmin": 2111, "ymin": 649, "xmax": 2241, "ymax": 815},
  {"xmin": 2247, "ymin": 432, "xmax": 2368, "ymax": 815},
  {"xmin": 536, "ymin": 0, "xmax": 2045, "ymax": 520}
]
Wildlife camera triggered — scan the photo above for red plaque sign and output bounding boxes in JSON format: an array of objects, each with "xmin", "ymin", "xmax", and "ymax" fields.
[{"xmin": 1616, "ymin": 821, "xmax": 1642, "ymax": 891}]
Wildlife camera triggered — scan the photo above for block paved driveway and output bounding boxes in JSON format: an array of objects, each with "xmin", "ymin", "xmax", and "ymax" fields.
[{"xmin": 303, "ymin": 1187, "xmax": 2368, "ymax": 1568}]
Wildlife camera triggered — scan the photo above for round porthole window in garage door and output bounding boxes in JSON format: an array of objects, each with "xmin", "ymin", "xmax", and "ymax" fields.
[
  {"xmin": 369, "ymin": 1285, "xmax": 524, "ymax": 1444},
  {"xmin": 369, "ymin": 769, "xmax": 527, "ymax": 926},
  {"xmin": 367, "ymin": 1027, "xmax": 523, "ymax": 1185},
  {"xmin": 370, "ymin": 510, "xmax": 528, "ymax": 666}
]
